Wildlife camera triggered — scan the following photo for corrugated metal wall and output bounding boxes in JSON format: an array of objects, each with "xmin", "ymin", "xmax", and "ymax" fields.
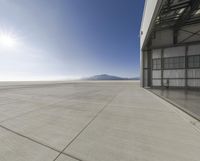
[
  {"xmin": 152, "ymin": 44, "xmax": 200, "ymax": 88},
  {"xmin": 187, "ymin": 45, "xmax": 200, "ymax": 87}
]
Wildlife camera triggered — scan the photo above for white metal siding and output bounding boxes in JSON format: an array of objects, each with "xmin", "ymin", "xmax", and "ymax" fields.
[
  {"xmin": 169, "ymin": 79, "xmax": 185, "ymax": 87},
  {"xmin": 164, "ymin": 46, "xmax": 185, "ymax": 58},
  {"xmin": 152, "ymin": 70, "xmax": 161, "ymax": 78},
  {"xmin": 163, "ymin": 70, "xmax": 185, "ymax": 78},
  {"xmin": 152, "ymin": 49, "xmax": 161, "ymax": 58},
  {"xmin": 152, "ymin": 79, "xmax": 161, "ymax": 86},
  {"xmin": 188, "ymin": 79, "xmax": 200, "ymax": 87},
  {"xmin": 187, "ymin": 69, "xmax": 200, "ymax": 78},
  {"xmin": 188, "ymin": 45, "xmax": 200, "ymax": 55},
  {"xmin": 152, "ymin": 30, "xmax": 173, "ymax": 47}
]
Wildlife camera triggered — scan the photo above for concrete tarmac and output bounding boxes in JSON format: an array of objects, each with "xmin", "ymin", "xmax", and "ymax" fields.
[
  {"xmin": 0, "ymin": 81, "xmax": 199, "ymax": 161},
  {"xmin": 150, "ymin": 88, "xmax": 200, "ymax": 121}
]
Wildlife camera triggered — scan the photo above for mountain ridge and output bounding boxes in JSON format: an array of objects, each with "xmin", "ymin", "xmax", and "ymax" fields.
[{"xmin": 82, "ymin": 74, "xmax": 139, "ymax": 80}]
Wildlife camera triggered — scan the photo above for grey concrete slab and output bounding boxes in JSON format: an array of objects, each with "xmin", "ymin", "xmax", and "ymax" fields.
[
  {"xmin": 1, "ymin": 101, "xmax": 104, "ymax": 151},
  {"xmin": 110, "ymin": 88, "xmax": 171, "ymax": 109},
  {"xmin": 0, "ymin": 127, "xmax": 58, "ymax": 161},
  {"xmin": 66, "ymin": 89, "xmax": 117, "ymax": 104},
  {"xmin": 0, "ymin": 84, "xmax": 79, "ymax": 105},
  {"xmin": 65, "ymin": 84, "xmax": 200, "ymax": 161},
  {"xmin": 150, "ymin": 88, "xmax": 200, "ymax": 120},
  {"xmin": 0, "ymin": 101, "xmax": 47, "ymax": 122},
  {"xmin": 0, "ymin": 96, "xmax": 22, "ymax": 105},
  {"xmin": 0, "ymin": 81, "xmax": 199, "ymax": 161},
  {"xmin": 55, "ymin": 155, "xmax": 78, "ymax": 161},
  {"xmin": 2, "ymin": 83, "xmax": 117, "ymax": 105},
  {"xmin": 3, "ymin": 92, "xmax": 64, "ymax": 106}
]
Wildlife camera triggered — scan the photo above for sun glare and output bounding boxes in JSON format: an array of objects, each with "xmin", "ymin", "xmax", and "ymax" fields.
[{"xmin": 0, "ymin": 32, "xmax": 17, "ymax": 48}]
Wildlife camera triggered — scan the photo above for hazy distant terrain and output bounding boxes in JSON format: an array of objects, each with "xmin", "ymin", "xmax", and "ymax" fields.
[{"xmin": 82, "ymin": 74, "xmax": 140, "ymax": 80}]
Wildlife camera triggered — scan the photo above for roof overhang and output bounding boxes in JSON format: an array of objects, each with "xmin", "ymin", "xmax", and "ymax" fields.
[
  {"xmin": 140, "ymin": 0, "xmax": 163, "ymax": 50},
  {"xmin": 140, "ymin": 0, "xmax": 200, "ymax": 50}
]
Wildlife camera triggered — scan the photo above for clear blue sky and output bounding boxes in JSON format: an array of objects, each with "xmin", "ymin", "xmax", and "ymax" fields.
[{"xmin": 0, "ymin": 0, "xmax": 144, "ymax": 80}]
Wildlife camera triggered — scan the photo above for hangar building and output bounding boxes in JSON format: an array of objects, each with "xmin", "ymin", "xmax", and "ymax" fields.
[{"xmin": 140, "ymin": 0, "xmax": 200, "ymax": 88}]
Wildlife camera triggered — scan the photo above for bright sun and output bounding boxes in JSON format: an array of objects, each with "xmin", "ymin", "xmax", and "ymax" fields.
[{"xmin": 0, "ymin": 33, "xmax": 17, "ymax": 48}]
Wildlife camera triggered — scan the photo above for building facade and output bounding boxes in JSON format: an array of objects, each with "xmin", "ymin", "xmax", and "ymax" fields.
[{"xmin": 140, "ymin": 0, "xmax": 200, "ymax": 88}]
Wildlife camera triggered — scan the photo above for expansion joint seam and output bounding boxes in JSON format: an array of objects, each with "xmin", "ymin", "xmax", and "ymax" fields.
[
  {"xmin": 52, "ymin": 90, "xmax": 122, "ymax": 161},
  {"xmin": 0, "ymin": 124, "xmax": 83, "ymax": 161}
]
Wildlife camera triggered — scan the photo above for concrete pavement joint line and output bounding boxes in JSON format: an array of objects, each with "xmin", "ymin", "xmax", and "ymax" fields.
[
  {"xmin": 60, "ymin": 153, "xmax": 84, "ymax": 161},
  {"xmin": 0, "ymin": 91, "xmax": 120, "ymax": 161},
  {"xmin": 0, "ymin": 124, "xmax": 61, "ymax": 153},
  {"xmin": 53, "ymin": 92, "xmax": 121, "ymax": 161},
  {"xmin": 145, "ymin": 89, "xmax": 200, "ymax": 134},
  {"xmin": 0, "ymin": 125, "xmax": 83, "ymax": 161}
]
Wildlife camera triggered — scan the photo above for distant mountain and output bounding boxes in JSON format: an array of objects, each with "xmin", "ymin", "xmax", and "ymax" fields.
[{"xmin": 82, "ymin": 74, "xmax": 139, "ymax": 80}]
